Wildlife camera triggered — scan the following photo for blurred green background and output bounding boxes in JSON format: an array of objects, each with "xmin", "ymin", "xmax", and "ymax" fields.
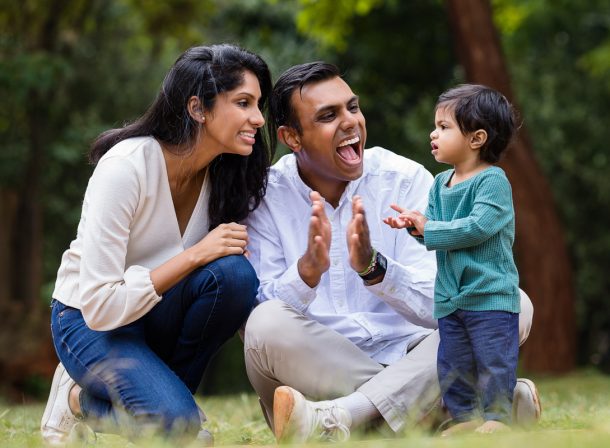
[{"xmin": 1, "ymin": 0, "xmax": 610, "ymax": 399}]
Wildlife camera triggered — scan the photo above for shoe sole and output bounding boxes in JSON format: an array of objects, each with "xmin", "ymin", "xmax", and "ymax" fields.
[
  {"xmin": 515, "ymin": 378, "xmax": 542, "ymax": 423},
  {"xmin": 40, "ymin": 364, "xmax": 66, "ymax": 433},
  {"xmin": 273, "ymin": 386, "xmax": 296, "ymax": 442}
]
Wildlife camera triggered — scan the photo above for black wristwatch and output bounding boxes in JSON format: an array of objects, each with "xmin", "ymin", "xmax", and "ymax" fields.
[{"xmin": 359, "ymin": 251, "xmax": 387, "ymax": 283}]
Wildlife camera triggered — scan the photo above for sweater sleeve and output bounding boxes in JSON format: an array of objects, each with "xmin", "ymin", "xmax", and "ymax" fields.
[
  {"xmin": 423, "ymin": 172, "xmax": 513, "ymax": 251},
  {"xmin": 410, "ymin": 174, "xmax": 439, "ymax": 246},
  {"xmin": 78, "ymin": 156, "xmax": 162, "ymax": 330}
]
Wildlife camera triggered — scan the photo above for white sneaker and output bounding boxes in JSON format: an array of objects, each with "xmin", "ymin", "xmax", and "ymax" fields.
[
  {"xmin": 40, "ymin": 363, "xmax": 91, "ymax": 446},
  {"xmin": 273, "ymin": 386, "xmax": 351, "ymax": 443},
  {"xmin": 197, "ymin": 428, "xmax": 214, "ymax": 447},
  {"xmin": 196, "ymin": 405, "xmax": 214, "ymax": 446},
  {"xmin": 513, "ymin": 378, "xmax": 542, "ymax": 426}
]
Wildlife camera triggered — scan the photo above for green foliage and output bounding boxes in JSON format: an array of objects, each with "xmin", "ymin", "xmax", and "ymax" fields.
[
  {"xmin": 199, "ymin": 335, "xmax": 254, "ymax": 395},
  {"xmin": 331, "ymin": 0, "xmax": 456, "ymax": 174},
  {"xmin": 206, "ymin": 0, "xmax": 330, "ymax": 77},
  {"xmin": 294, "ymin": 0, "xmax": 387, "ymax": 51}
]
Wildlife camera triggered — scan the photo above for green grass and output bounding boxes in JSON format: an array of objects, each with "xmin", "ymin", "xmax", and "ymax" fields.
[{"xmin": 3, "ymin": 369, "xmax": 610, "ymax": 447}]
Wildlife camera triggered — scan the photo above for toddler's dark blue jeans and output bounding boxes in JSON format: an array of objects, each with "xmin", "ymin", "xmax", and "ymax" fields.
[
  {"xmin": 437, "ymin": 309, "xmax": 519, "ymax": 424},
  {"xmin": 51, "ymin": 255, "xmax": 258, "ymax": 438}
]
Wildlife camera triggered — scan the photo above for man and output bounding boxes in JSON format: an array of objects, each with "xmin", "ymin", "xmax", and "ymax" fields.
[{"xmin": 243, "ymin": 62, "xmax": 540, "ymax": 442}]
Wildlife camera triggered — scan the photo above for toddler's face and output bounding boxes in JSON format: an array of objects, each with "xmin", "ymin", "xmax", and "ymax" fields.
[{"xmin": 429, "ymin": 106, "xmax": 473, "ymax": 167}]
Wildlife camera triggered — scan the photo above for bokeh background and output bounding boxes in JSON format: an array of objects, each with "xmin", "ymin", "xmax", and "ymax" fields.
[{"xmin": 1, "ymin": 0, "xmax": 610, "ymax": 400}]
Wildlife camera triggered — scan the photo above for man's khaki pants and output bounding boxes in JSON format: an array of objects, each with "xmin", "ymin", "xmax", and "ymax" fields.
[{"xmin": 244, "ymin": 291, "xmax": 533, "ymax": 432}]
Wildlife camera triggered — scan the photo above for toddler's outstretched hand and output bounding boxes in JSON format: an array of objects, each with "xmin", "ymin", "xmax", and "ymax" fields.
[
  {"xmin": 383, "ymin": 204, "xmax": 426, "ymax": 236},
  {"xmin": 401, "ymin": 209, "xmax": 427, "ymax": 236},
  {"xmin": 383, "ymin": 204, "xmax": 410, "ymax": 229}
]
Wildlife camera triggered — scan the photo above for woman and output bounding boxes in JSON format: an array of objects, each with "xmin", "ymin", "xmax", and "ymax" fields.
[{"xmin": 40, "ymin": 43, "xmax": 276, "ymax": 444}]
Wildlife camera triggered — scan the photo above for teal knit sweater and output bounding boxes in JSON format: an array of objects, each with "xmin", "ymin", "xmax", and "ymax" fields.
[{"xmin": 417, "ymin": 166, "xmax": 520, "ymax": 319}]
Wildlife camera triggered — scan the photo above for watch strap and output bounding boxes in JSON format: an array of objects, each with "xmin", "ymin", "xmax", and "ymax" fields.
[{"xmin": 359, "ymin": 251, "xmax": 387, "ymax": 281}]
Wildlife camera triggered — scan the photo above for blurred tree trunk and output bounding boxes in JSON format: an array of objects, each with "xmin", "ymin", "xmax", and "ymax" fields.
[
  {"xmin": 0, "ymin": 1, "xmax": 68, "ymax": 397},
  {"xmin": 10, "ymin": 92, "xmax": 45, "ymax": 309},
  {"xmin": 0, "ymin": 190, "xmax": 18, "ymax": 304},
  {"xmin": 446, "ymin": 0, "xmax": 575, "ymax": 373}
]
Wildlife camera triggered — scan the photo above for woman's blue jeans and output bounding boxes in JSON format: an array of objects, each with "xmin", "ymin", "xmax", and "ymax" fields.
[
  {"xmin": 437, "ymin": 310, "xmax": 519, "ymax": 424},
  {"xmin": 50, "ymin": 255, "xmax": 258, "ymax": 438}
]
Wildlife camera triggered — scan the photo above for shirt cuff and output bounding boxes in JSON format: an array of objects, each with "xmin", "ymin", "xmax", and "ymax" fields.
[
  {"xmin": 274, "ymin": 262, "xmax": 318, "ymax": 313},
  {"xmin": 364, "ymin": 257, "xmax": 435, "ymax": 326}
]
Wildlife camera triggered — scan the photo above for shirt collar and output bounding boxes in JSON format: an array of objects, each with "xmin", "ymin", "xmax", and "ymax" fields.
[{"xmin": 284, "ymin": 154, "xmax": 366, "ymax": 209}]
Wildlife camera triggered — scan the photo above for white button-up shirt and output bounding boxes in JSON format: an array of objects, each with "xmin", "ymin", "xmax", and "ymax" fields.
[{"xmin": 246, "ymin": 147, "xmax": 438, "ymax": 364}]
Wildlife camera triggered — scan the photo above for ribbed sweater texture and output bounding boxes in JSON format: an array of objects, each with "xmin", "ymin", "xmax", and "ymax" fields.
[{"xmin": 418, "ymin": 166, "xmax": 520, "ymax": 319}]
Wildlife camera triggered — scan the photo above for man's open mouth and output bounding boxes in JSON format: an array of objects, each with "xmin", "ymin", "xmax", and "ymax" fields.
[{"xmin": 336, "ymin": 135, "xmax": 361, "ymax": 162}]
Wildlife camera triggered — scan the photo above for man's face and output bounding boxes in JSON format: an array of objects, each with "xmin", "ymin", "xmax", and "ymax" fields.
[{"xmin": 289, "ymin": 76, "xmax": 367, "ymax": 199}]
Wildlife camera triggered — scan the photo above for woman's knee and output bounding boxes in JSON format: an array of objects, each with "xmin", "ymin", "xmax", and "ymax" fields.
[
  {"xmin": 198, "ymin": 255, "xmax": 258, "ymax": 318},
  {"xmin": 118, "ymin": 383, "xmax": 201, "ymax": 438},
  {"xmin": 209, "ymin": 255, "xmax": 258, "ymax": 296},
  {"xmin": 153, "ymin": 397, "xmax": 201, "ymax": 437}
]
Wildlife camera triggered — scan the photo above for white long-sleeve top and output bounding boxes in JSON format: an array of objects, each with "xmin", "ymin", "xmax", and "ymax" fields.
[
  {"xmin": 245, "ymin": 147, "xmax": 438, "ymax": 364},
  {"xmin": 52, "ymin": 137, "xmax": 210, "ymax": 331}
]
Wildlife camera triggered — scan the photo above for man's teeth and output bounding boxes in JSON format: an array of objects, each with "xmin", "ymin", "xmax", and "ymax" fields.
[{"xmin": 338, "ymin": 136, "xmax": 360, "ymax": 147}]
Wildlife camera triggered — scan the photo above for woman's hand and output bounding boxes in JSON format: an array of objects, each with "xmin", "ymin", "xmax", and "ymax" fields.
[
  {"xmin": 151, "ymin": 223, "xmax": 248, "ymax": 295},
  {"xmin": 189, "ymin": 222, "xmax": 249, "ymax": 266}
]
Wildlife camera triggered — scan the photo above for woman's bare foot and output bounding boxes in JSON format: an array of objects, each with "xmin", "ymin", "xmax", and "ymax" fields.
[
  {"xmin": 475, "ymin": 420, "xmax": 511, "ymax": 434},
  {"xmin": 440, "ymin": 419, "xmax": 482, "ymax": 437}
]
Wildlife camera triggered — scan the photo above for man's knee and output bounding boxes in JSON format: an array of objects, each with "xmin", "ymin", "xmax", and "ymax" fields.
[
  {"xmin": 244, "ymin": 300, "xmax": 307, "ymax": 353},
  {"xmin": 518, "ymin": 289, "xmax": 534, "ymax": 346}
]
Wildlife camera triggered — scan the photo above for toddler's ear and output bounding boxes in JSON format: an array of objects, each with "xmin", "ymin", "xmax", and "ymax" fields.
[{"xmin": 470, "ymin": 129, "xmax": 488, "ymax": 149}]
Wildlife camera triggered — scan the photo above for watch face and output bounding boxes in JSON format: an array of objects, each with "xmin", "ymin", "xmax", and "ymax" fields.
[{"xmin": 376, "ymin": 252, "xmax": 387, "ymax": 270}]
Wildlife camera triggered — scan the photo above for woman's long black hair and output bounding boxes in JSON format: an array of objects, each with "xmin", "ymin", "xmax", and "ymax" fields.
[{"xmin": 89, "ymin": 44, "xmax": 276, "ymax": 230}]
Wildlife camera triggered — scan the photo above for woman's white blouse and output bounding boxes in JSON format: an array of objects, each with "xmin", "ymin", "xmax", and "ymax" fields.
[{"xmin": 52, "ymin": 137, "xmax": 210, "ymax": 331}]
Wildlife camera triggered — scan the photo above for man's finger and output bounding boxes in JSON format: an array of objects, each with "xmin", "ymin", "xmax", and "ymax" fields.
[
  {"xmin": 308, "ymin": 216, "xmax": 319, "ymax": 243},
  {"xmin": 312, "ymin": 235, "xmax": 328, "ymax": 261}
]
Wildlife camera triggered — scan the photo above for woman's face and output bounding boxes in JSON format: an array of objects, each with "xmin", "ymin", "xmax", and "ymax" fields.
[{"xmin": 201, "ymin": 70, "xmax": 265, "ymax": 157}]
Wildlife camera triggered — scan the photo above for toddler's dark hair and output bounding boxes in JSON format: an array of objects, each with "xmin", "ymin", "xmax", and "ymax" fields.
[{"xmin": 437, "ymin": 84, "xmax": 517, "ymax": 163}]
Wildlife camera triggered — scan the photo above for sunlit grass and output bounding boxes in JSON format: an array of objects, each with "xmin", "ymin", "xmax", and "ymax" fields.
[{"xmin": 2, "ymin": 369, "xmax": 610, "ymax": 447}]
